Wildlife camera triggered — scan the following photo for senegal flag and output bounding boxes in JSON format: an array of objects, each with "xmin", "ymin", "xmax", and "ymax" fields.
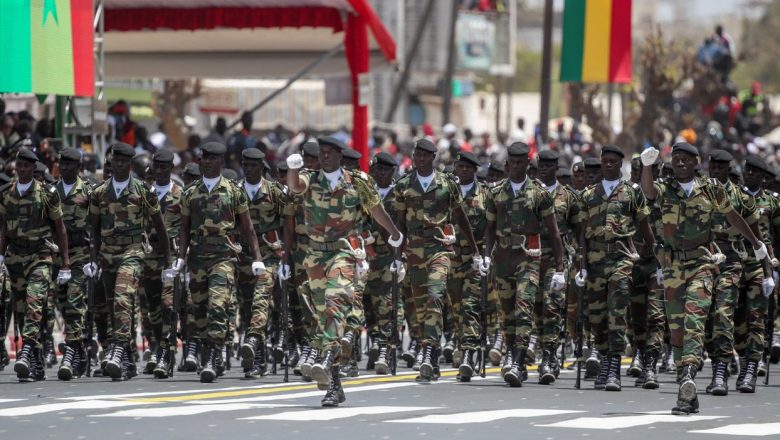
[
  {"xmin": 560, "ymin": 0, "xmax": 632, "ymax": 84},
  {"xmin": 0, "ymin": 0, "xmax": 94, "ymax": 96}
]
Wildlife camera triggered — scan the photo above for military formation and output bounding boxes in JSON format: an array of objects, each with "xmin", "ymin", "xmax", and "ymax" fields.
[{"xmin": 1, "ymin": 137, "xmax": 780, "ymax": 414}]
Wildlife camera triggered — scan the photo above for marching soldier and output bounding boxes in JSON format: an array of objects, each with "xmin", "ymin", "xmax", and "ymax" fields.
[
  {"xmin": 286, "ymin": 136, "xmax": 402, "ymax": 406},
  {"xmin": 4, "ymin": 147, "xmax": 70, "ymax": 381}
]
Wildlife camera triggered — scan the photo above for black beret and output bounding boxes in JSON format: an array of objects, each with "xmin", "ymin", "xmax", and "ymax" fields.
[
  {"xmin": 507, "ymin": 142, "xmax": 530, "ymax": 157},
  {"xmin": 745, "ymin": 155, "xmax": 770, "ymax": 173},
  {"xmin": 317, "ymin": 136, "xmax": 346, "ymax": 151},
  {"xmin": 372, "ymin": 152, "xmax": 397, "ymax": 167},
  {"xmin": 488, "ymin": 162, "xmax": 505, "ymax": 173},
  {"xmin": 0, "ymin": 173, "xmax": 10, "ymax": 184},
  {"xmin": 584, "ymin": 157, "xmax": 601, "ymax": 168},
  {"xmin": 36, "ymin": 161, "xmax": 48, "ymax": 173},
  {"xmin": 221, "ymin": 169, "xmax": 238, "ymax": 180},
  {"xmin": 572, "ymin": 162, "xmax": 585, "ymax": 172},
  {"xmin": 671, "ymin": 142, "xmax": 699, "ymax": 158},
  {"xmin": 456, "ymin": 151, "xmax": 480, "ymax": 167},
  {"xmin": 302, "ymin": 141, "xmax": 320, "ymax": 157},
  {"xmin": 111, "ymin": 142, "xmax": 135, "ymax": 158},
  {"xmin": 729, "ymin": 166, "xmax": 742, "ymax": 178},
  {"xmin": 16, "ymin": 146, "xmax": 39, "ymax": 163},
  {"xmin": 601, "ymin": 144, "xmax": 624, "ymax": 158},
  {"xmin": 537, "ymin": 149, "xmax": 560, "ymax": 162},
  {"xmin": 183, "ymin": 163, "xmax": 201, "ymax": 177},
  {"xmin": 557, "ymin": 167, "xmax": 572, "ymax": 178},
  {"xmin": 708, "ymin": 149, "xmax": 733, "ymax": 163},
  {"xmin": 201, "ymin": 141, "xmax": 226, "ymax": 156},
  {"xmin": 59, "ymin": 147, "xmax": 82, "ymax": 162},
  {"xmin": 242, "ymin": 148, "xmax": 265, "ymax": 161},
  {"xmin": 342, "ymin": 148, "xmax": 362, "ymax": 160},
  {"xmin": 415, "ymin": 138, "xmax": 437, "ymax": 153},
  {"xmin": 153, "ymin": 148, "xmax": 174, "ymax": 164},
  {"xmin": 276, "ymin": 162, "xmax": 289, "ymax": 172}
]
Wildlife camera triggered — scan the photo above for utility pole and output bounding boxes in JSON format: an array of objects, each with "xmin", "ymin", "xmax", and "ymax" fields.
[
  {"xmin": 442, "ymin": 0, "xmax": 459, "ymax": 125},
  {"xmin": 539, "ymin": 0, "xmax": 554, "ymax": 147}
]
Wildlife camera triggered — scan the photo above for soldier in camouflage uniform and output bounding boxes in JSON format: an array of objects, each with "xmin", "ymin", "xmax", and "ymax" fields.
[
  {"xmin": 393, "ymin": 139, "xmax": 480, "ymax": 383},
  {"xmin": 237, "ymin": 147, "xmax": 288, "ymax": 379},
  {"xmin": 576, "ymin": 145, "xmax": 654, "ymax": 392},
  {"xmin": 55, "ymin": 148, "xmax": 93, "ymax": 381},
  {"xmin": 3, "ymin": 147, "xmax": 70, "ymax": 381},
  {"xmin": 176, "ymin": 141, "xmax": 268, "ymax": 383},
  {"xmin": 286, "ymin": 136, "xmax": 402, "ymax": 406},
  {"xmin": 89, "ymin": 143, "xmax": 172, "ymax": 381},
  {"xmin": 484, "ymin": 143, "xmax": 566, "ymax": 387},
  {"xmin": 640, "ymin": 143, "xmax": 772, "ymax": 415}
]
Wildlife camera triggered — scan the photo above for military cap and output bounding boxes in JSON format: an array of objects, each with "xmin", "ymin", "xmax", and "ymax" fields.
[
  {"xmin": 456, "ymin": 151, "xmax": 480, "ymax": 167},
  {"xmin": 200, "ymin": 141, "xmax": 226, "ymax": 156},
  {"xmin": 16, "ymin": 146, "xmax": 39, "ymax": 163},
  {"xmin": 557, "ymin": 167, "xmax": 572, "ymax": 178},
  {"xmin": 488, "ymin": 162, "xmax": 505, "ymax": 173},
  {"xmin": 744, "ymin": 155, "xmax": 769, "ymax": 173},
  {"xmin": 242, "ymin": 148, "xmax": 265, "ymax": 161},
  {"xmin": 0, "ymin": 173, "xmax": 10, "ymax": 184},
  {"xmin": 537, "ymin": 149, "xmax": 560, "ymax": 162},
  {"xmin": 507, "ymin": 142, "xmax": 531, "ymax": 157},
  {"xmin": 183, "ymin": 162, "xmax": 201, "ymax": 177},
  {"xmin": 342, "ymin": 148, "xmax": 362, "ymax": 160},
  {"xmin": 729, "ymin": 167, "xmax": 742, "ymax": 178},
  {"xmin": 584, "ymin": 157, "xmax": 601, "ymax": 168},
  {"xmin": 36, "ymin": 161, "xmax": 48, "ymax": 173},
  {"xmin": 415, "ymin": 138, "xmax": 437, "ymax": 153},
  {"xmin": 671, "ymin": 142, "xmax": 699, "ymax": 157},
  {"xmin": 277, "ymin": 162, "xmax": 290, "ymax": 172},
  {"xmin": 709, "ymin": 149, "xmax": 733, "ymax": 163},
  {"xmin": 221, "ymin": 168, "xmax": 238, "ymax": 181},
  {"xmin": 318, "ymin": 136, "xmax": 346, "ymax": 151},
  {"xmin": 153, "ymin": 148, "xmax": 174, "ymax": 164},
  {"xmin": 572, "ymin": 161, "xmax": 585, "ymax": 172},
  {"xmin": 111, "ymin": 142, "xmax": 135, "ymax": 158},
  {"xmin": 59, "ymin": 147, "xmax": 82, "ymax": 162},
  {"xmin": 302, "ymin": 141, "xmax": 320, "ymax": 157},
  {"xmin": 372, "ymin": 152, "xmax": 397, "ymax": 167},
  {"xmin": 601, "ymin": 144, "xmax": 625, "ymax": 158}
]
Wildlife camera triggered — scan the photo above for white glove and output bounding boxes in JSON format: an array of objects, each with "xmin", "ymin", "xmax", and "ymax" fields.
[
  {"xmin": 161, "ymin": 268, "xmax": 176, "ymax": 284},
  {"xmin": 640, "ymin": 147, "xmax": 660, "ymax": 166},
  {"xmin": 171, "ymin": 258, "xmax": 185, "ymax": 273},
  {"xmin": 479, "ymin": 256, "xmax": 491, "ymax": 277},
  {"xmin": 252, "ymin": 261, "xmax": 267, "ymax": 277},
  {"xmin": 278, "ymin": 264, "xmax": 291, "ymax": 281},
  {"xmin": 83, "ymin": 262, "xmax": 99, "ymax": 279},
  {"xmin": 762, "ymin": 277, "xmax": 776, "ymax": 298},
  {"xmin": 286, "ymin": 153, "xmax": 304, "ymax": 170},
  {"xmin": 356, "ymin": 259, "xmax": 369, "ymax": 279},
  {"xmin": 656, "ymin": 268, "xmax": 664, "ymax": 287},
  {"xmin": 56, "ymin": 269, "xmax": 71, "ymax": 285},
  {"xmin": 754, "ymin": 242, "xmax": 769, "ymax": 261},
  {"xmin": 551, "ymin": 272, "xmax": 566, "ymax": 291},
  {"xmin": 575, "ymin": 269, "xmax": 587, "ymax": 287},
  {"xmin": 472, "ymin": 255, "xmax": 483, "ymax": 273},
  {"xmin": 390, "ymin": 260, "xmax": 406, "ymax": 282},
  {"xmin": 772, "ymin": 258, "xmax": 779, "ymax": 268},
  {"xmin": 387, "ymin": 232, "xmax": 404, "ymax": 248}
]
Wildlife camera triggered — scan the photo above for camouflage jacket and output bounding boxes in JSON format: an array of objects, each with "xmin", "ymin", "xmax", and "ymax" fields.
[
  {"xmin": 393, "ymin": 170, "xmax": 463, "ymax": 249},
  {"xmin": 57, "ymin": 177, "xmax": 91, "ymax": 251},
  {"xmin": 581, "ymin": 180, "xmax": 649, "ymax": 243},
  {"xmin": 454, "ymin": 181, "xmax": 489, "ymax": 257},
  {"xmin": 711, "ymin": 181, "xmax": 758, "ymax": 246},
  {"xmin": 652, "ymin": 177, "xmax": 733, "ymax": 252},
  {"xmin": 365, "ymin": 184, "xmax": 397, "ymax": 259},
  {"xmin": 541, "ymin": 182, "xmax": 581, "ymax": 252},
  {"xmin": 90, "ymin": 177, "xmax": 160, "ymax": 255},
  {"xmin": 238, "ymin": 177, "xmax": 288, "ymax": 259},
  {"xmin": 293, "ymin": 168, "xmax": 380, "ymax": 245},
  {"xmin": 147, "ymin": 182, "xmax": 183, "ymax": 256},
  {"xmin": 486, "ymin": 177, "xmax": 554, "ymax": 249},
  {"xmin": 748, "ymin": 188, "xmax": 780, "ymax": 252},
  {"xmin": 0, "ymin": 178, "xmax": 63, "ymax": 255},
  {"xmin": 181, "ymin": 176, "xmax": 248, "ymax": 259}
]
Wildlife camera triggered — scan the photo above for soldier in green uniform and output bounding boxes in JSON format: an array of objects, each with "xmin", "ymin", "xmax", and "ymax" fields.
[
  {"xmin": 182, "ymin": 163, "xmax": 201, "ymax": 187},
  {"xmin": 393, "ymin": 139, "xmax": 480, "ymax": 383},
  {"xmin": 640, "ymin": 143, "xmax": 772, "ymax": 415},
  {"xmin": 237, "ymin": 147, "xmax": 288, "ymax": 379},
  {"xmin": 486, "ymin": 162, "xmax": 506, "ymax": 184},
  {"xmin": 4, "ymin": 147, "xmax": 70, "ymax": 381},
  {"xmin": 576, "ymin": 145, "xmax": 655, "ymax": 392},
  {"xmin": 286, "ymin": 136, "xmax": 402, "ymax": 406},
  {"xmin": 175, "ymin": 141, "xmax": 268, "ymax": 383},
  {"xmin": 483, "ymin": 142, "xmax": 565, "ymax": 387},
  {"xmin": 89, "ymin": 143, "xmax": 172, "ymax": 381},
  {"xmin": 572, "ymin": 161, "xmax": 587, "ymax": 192},
  {"xmin": 583, "ymin": 157, "xmax": 602, "ymax": 186},
  {"xmin": 55, "ymin": 148, "xmax": 93, "ymax": 381}
]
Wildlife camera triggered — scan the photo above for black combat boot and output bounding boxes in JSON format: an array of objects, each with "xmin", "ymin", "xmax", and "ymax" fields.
[
  {"xmin": 442, "ymin": 338, "xmax": 455, "ymax": 364},
  {"xmin": 504, "ymin": 348, "xmax": 527, "ymax": 388},
  {"xmin": 44, "ymin": 337, "xmax": 57, "ymax": 368},
  {"xmin": 431, "ymin": 347, "xmax": 441, "ymax": 381},
  {"xmin": 339, "ymin": 359, "xmax": 359, "ymax": 378},
  {"xmin": 182, "ymin": 340, "xmax": 199, "ymax": 372},
  {"xmin": 14, "ymin": 340, "xmax": 35, "ymax": 379},
  {"xmin": 375, "ymin": 345, "xmax": 390, "ymax": 375},
  {"xmin": 30, "ymin": 347, "xmax": 47, "ymax": 381},
  {"xmin": 245, "ymin": 342, "xmax": 267, "ymax": 378},
  {"xmin": 418, "ymin": 345, "xmax": 435, "ymax": 381},
  {"xmin": 585, "ymin": 348, "xmax": 601, "ymax": 379},
  {"xmin": 594, "ymin": 351, "xmax": 609, "ymax": 390},
  {"xmin": 122, "ymin": 345, "xmax": 138, "ymax": 380},
  {"xmin": 340, "ymin": 331, "xmax": 355, "ymax": 359},
  {"xmin": 0, "ymin": 340, "xmax": 9, "ymax": 370},
  {"xmin": 153, "ymin": 344, "xmax": 172, "ymax": 379},
  {"xmin": 736, "ymin": 356, "xmax": 748, "ymax": 388},
  {"xmin": 539, "ymin": 350, "xmax": 556, "ymax": 385},
  {"xmin": 287, "ymin": 339, "xmax": 300, "ymax": 368},
  {"xmin": 458, "ymin": 349, "xmax": 475, "ymax": 382},
  {"xmin": 402, "ymin": 338, "xmax": 419, "ymax": 368},
  {"xmin": 367, "ymin": 335, "xmax": 379, "ymax": 370},
  {"xmin": 240, "ymin": 335, "xmax": 262, "ymax": 371},
  {"xmin": 489, "ymin": 330, "xmax": 504, "ymax": 366},
  {"xmin": 672, "ymin": 365, "xmax": 699, "ymax": 415},
  {"xmin": 200, "ymin": 344, "xmax": 218, "ymax": 383},
  {"xmin": 628, "ymin": 349, "xmax": 644, "ymax": 377},
  {"xmin": 57, "ymin": 342, "xmax": 82, "ymax": 381},
  {"xmin": 500, "ymin": 350, "xmax": 513, "ymax": 377},
  {"xmin": 605, "ymin": 353, "xmax": 622, "ymax": 391},
  {"xmin": 301, "ymin": 347, "xmax": 318, "ymax": 380},
  {"xmin": 104, "ymin": 343, "xmax": 126, "ymax": 380},
  {"xmin": 707, "ymin": 360, "xmax": 729, "ymax": 396},
  {"xmin": 641, "ymin": 350, "xmax": 659, "ymax": 389},
  {"xmin": 321, "ymin": 365, "xmax": 346, "ymax": 407},
  {"xmin": 738, "ymin": 359, "xmax": 758, "ymax": 393},
  {"xmin": 295, "ymin": 345, "xmax": 311, "ymax": 376},
  {"xmin": 311, "ymin": 348, "xmax": 337, "ymax": 388},
  {"xmin": 143, "ymin": 344, "xmax": 160, "ymax": 375}
]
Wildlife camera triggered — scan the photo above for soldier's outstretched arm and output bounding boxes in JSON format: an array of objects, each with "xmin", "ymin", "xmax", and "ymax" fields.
[
  {"xmin": 53, "ymin": 218, "xmax": 70, "ymax": 268},
  {"xmin": 453, "ymin": 205, "xmax": 479, "ymax": 254},
  {"xmin": 178, "ymin": 215, "xmax": 190, "ymax": 261},
  {"xmin": 150, "ymin": 211, "xmax": 171, "ymax": 264},
  {"xmin": 542, "ymin": 213, "xmax": 564, "ymax": 271},
  {"xmin": 369, "ymin": 204, "xmax": 402, "ymax": 243},
  {"xmin": 238, "ymin": 211, "xmax": 263, "ymax": 262},
  {"xmin": 726, "ymin": 210, "xmax": 763, "ymax": 251}
]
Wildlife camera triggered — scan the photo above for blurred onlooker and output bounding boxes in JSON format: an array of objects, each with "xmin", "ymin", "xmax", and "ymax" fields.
[
  {"xmin": 203, "ymin": 117, "xmax": 228, "ymax": 144},
  {"xmin": 226, "ymin": 111, "xmax": 256, "ymax": 167}
]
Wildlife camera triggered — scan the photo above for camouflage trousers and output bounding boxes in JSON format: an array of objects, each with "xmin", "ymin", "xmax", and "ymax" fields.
[
  {"xmin": 663, "ymin": 257, "xmax": 714, "ymax": 367},
  {"xmin": 494, "ymin": 249, "xmax": 539, "ymax": 349},
  {"xmin": 290, "ymin": 242, "xmax": 315, "ymax": 345},
  {"xmin": 704, "ymin": 252, "xmax": 743, "ymax": 363},
  {"xmin": 629, "ymin": 256, "xmax": 666, "ymax": 355},
  {"xmin": 7, "ymin": 250, "xmax": 53, "ymax": 347},
  {"xmin": 304, "ymin": 249, "xmax": 356, "ymax": 354},
  {"xmin": 345, "ymin": 259, "xmax": 367, "ymax": 334},
  {"xmin": 141, "ymin": 253, "xmax": 174, "ymax": 347},
  {"xmin": 57, "ymin": 249, "xmax": 89, "ymax": 343},
  {"xmin": 447, "ymin": 254, "xmax": 482, "ymax": 349},
  {"xmin": 237, "ymin": 255, "xmax": 277, "ymax": 340},
  {"xmin": 364, "ymin": 252, "xmax": 399, "ymax": 345},
  {"xmin": 585, "ymin": 251, "xmax": 634, "ymax": 354},
  {"xmin": 401, "ymin": 275, "xmax": 419, "ymax": 340},
  {"xmin": 535, "ymin": 252, "xmax": 565, "ymax": 351},
  {"xmin": 100, "ymin": 246, "xmax": 144, "ymax": 346},
  {"xmin": 188, "ymin": 257, "xmax": 236, "ymax": 345},
  {"xmin": 408, "ymin": 250, "xmax": 451, "ymax": 348},
  {"xmin": 735, "ymin": 261, "xmax": 767, "ymax": 362}
]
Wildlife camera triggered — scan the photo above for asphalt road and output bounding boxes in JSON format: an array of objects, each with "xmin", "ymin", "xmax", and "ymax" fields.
[{"xmin": 2, "ymin": 346, "xmax": 780, "ymax": 439}]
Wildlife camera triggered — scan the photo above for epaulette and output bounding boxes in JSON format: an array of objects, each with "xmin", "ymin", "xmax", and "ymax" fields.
[{"xmin": 44, "ymin": 183, "xmax": 57, "ymax": 194}]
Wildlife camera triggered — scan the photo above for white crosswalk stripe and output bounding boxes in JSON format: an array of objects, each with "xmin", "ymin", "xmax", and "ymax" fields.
[
  {"xmin": 94, "ymin": 403, "xmax": 302, "ymax": 418},
  {"xmin": 0, "ymin": 400, "xmax": 151, "ymax": 417},
  {"xmin": 241, "ymin": 406, "xmax": 440, "ymax": 421},
  {"xmin": 385, "ymin": 409, "xmax": 585, "ymax": 424},
  {"xmin": 689, "ymin": 423, "xmax": 780, "ymax": 436},
  {"xmin": 537, "ymin": 413, "xmax": 726, "ymax": 430}
]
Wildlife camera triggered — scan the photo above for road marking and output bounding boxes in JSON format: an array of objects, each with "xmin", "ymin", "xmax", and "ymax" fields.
[
  {"xmin": 386, "ymin": 409, "xmax": 585, "ymax": 424},
  {"xmin": 0, "ymin": 399, "xmax": 24, "ymax": 404},
  {"xmin": 0, "ymin": 400, "xmax": 150, "ymax": 417},
  {"xmin": 241, "ymin": 406, "xmax": 439, "ymax": 421},
  {"xmin": 94, "ymin": 403, "xmax": 302, "ymax": 418},
  {"xmin": 187, "ymin": 382, "xmax": 419, "ymax": 404},
  {"xmin": 538, "ymin": 414, "xmax": 725, "ymax": 430},
  {"xmin": 690, "ymin": 423, "xmax": 780, "ymax": 436}
]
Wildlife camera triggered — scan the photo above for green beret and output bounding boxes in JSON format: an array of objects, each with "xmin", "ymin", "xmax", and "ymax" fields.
[
  {"xmin": 708, "ymin": 149, "xmax": 733, "ymax": 163},
  {"xmin": 671, "ymin": 142, "xmax": 699, "ymax": 158},
  {"xmin": 16, "ymin": 146, "xmax": 39, "ymax": 163},
  {"xmin": 302, "ymin": 141, "xmax": 320, "ymax": 157},
  {"xmin": 59, "ymin": 147, "xmax": 82, "ymax": 162},
  {"xmin": 183, "ymin": 163, "xmax": 201, "ymax": 177},
  {"xmin": 372, "ymin": 152, "xmax": 397, "ymax": 167},
  {"xmin": 745, "ymin": 155, "xmax": 770, "ymax": 174},
  {"xmin": 507, "ymin": 142, "xmax": 530, "ymax": 157},
  {"xmin": 584, "ymin": 157, "xmax": 601, "ymax": 168},
  {"xmin": 242, "ymin": 148, "xmax": 265, "ymax": 161},
  {"xmin": 415, "ymin": 138, "xmax": 437, "ymax": 153},
  {"xmin": 537, "ymin": 149, "xmax": 560, "ymax": 162},
  {"xmin": 601, "ymin": 144, "xmax": 624, "ymax": 158},
  {"xmin": 153, "ymin": 148, "xmax": 174, "ymax": 164},
  {"xmin": 111, "ymin": 142, "xmax": 135, "ymax": 158},
  {"xmin": 456, "ymin": 151, "xmax": 480, "ymax": 167},
  {"xmin": 201, "ymin": 141, "xmax": 227, "ymax": 156},
  {"xmin": 342, "ymin": 148, "xmax": 362, "ymax": 160},
  {"xmin": 318, "ymin": 136, "xmax": 346, "ymax": 151}
]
